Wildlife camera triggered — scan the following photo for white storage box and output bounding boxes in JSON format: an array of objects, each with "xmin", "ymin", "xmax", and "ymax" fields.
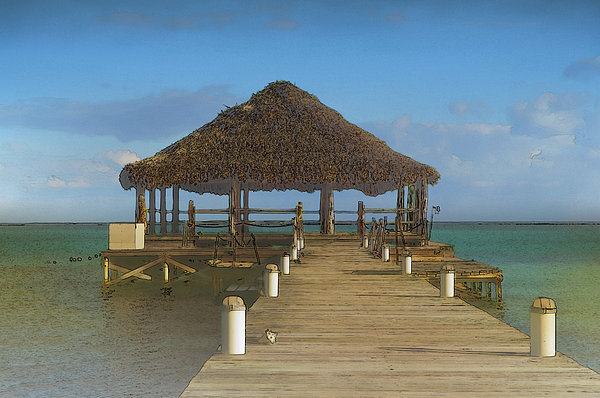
[{"xmin": 109, "ymin": 223, "xmax": 145, "ymax": 250}]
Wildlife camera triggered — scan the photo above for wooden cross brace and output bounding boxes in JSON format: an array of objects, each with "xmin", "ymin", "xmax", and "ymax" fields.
[{"xmin": 105, "ymin": 254, "xmax": 197, "ymax": 286}]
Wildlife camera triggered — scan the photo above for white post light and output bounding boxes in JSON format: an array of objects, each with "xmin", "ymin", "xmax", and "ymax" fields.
[
  {"xmin": 530, "ymin": 297, "xmax": 557, "ymax": 357},
  {"xmin": 401, "ymin": 252, "xmax": 412, "ymax": 274},
  {"xmin": 440, "ymin": 264, "xmax": 455, "ymax": 297},
  {"xmin": 221, "ymin": 296, "xmax": 246, "ymax": 355},
  {"xmin": 281, "ymin": 252, "xmax": 290, "ymax": 275},
  {"xmin": 263, "ymin": 264, "xmax": 280, "ymax": 298}
]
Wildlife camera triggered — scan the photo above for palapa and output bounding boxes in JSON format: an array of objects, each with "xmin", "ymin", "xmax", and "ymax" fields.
[{"xmin": 119, "ymin": 81, "xmax": 439, "ymax": 196}]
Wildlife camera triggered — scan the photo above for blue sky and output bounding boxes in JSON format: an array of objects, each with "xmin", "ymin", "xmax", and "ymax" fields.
[{"xmin": 1, "ymin": 0, "xmax": 599, "ymax": 222}]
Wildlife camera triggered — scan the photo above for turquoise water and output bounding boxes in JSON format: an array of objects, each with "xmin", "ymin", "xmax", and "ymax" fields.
[
  {"xmin": 0, "ymin": 224, "xmax": 231, "ymax": 398},
  {"xmin": 1, "ymin": 223, "xmax": 598, "ymax": 396},
  {"xmin": 430, "ymin": 222, "xmax": 600, "ymax": 373}
]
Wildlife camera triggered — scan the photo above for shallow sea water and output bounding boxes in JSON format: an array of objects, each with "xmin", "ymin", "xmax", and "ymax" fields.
[
  {"xmin": 1, "ymin": 222, "xmax": 598, "ymax": 396},
  {"xmin": 0, "ymin": 224, "xmax": 261, "ymax": 397},
  {"xmin": 431, "ymin": 222, "xmax": 600, "ymax": 373}
]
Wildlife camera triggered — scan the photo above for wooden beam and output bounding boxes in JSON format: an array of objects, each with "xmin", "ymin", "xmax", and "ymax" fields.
[
  {"xmin": 108, "ymin": 263, "xmax": 152, "ymax": 280},
  {"xmin": 105, "ymin": 256, "xmax": 165, "ymax": 286},
  {"xmin": 165, "ymin": 256, "xmax": 197, "ymax": 274}
]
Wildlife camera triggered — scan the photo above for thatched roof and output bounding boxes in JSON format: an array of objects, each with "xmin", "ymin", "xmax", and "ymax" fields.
[{"xmin": 120, "ymin": 81, "xmax": 439, "ymax": 196}]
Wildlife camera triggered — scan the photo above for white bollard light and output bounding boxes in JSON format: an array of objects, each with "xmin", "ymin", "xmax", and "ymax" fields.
[
  {"xmin": 298, "ymin": 237, "xmax": 305, "ymax": 250},
  {"xmin": 440, "ymin": 264, "xmax": 455, "ymax": 297},
  {"xmin": 362, "ymin": 235, "xmax": 369, "ymax": 249},
  {"xmin": 291, "ymin": 244, "xmax": 298, "ymax": 262},
  {"xmin": 281, "ymin": 252, "xmax": 290, "ymax": 275},
  {"xmin": 221, "ymin": 296, "xmax": 246, "ymax": 355},
  {"xmin": 530, "ymin": 297, "xmax": 557, "ymax": 357},
  {"xmin": 382, "ymin": 244, "xmax": 390, "ymax": 262},
  {"xmin": 401, "ymin": 252, "xmax": 412, "ymax": 274},
  {"xmin": 263, "ymin": 264, "xmax": 280, "ymax": 298},
  {"xmin": 163, "ymin": 263, "xmax": 169, "ymax": 283}
]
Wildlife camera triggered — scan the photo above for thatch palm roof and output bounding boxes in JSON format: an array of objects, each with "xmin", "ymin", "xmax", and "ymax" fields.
[{"xmin": 120, "ymin": 81, "xmax": 439, "ymax": 196}]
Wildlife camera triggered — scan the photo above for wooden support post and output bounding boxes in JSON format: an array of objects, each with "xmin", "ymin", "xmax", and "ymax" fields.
[
  {"xmin": 103, "ymin": 257, "xmax": 109, "ymax": 283},
  {"xmin": 135, "ymin": 186, "xmax": 143, "ymax": 222},
  {"xmin": 497, "ymin": 279, "xmax": 503, "ymax": 301},
  {"xmin": 172, "ymin": 185, "xmax": 180, "ymax": 234},
  {"xmin": 242, "ymin": 186, "xmax": 249, "ymax": 236},
  {"xmin": 420, "ymin": 179, "xmax": 428, "ymax": 239},
  {"xmin": 396, "ymin": 185, "xmax": 405, "ymax": 232},
  {"xmin": 407, "ymin": 184, "xmax": 416, "ymax": 232},
  {"xmin": 486, "ymin": 282, "xmax": 492, "ymax": 299},
  {"xmin": 160, "ymin": 187, "xmax": 167, "ymax": 234},
  {"xmin": 148, "ymin": 189, "xmax": 156, "ymax": 235},
  {"xmin": 357, "ymin": 201, "xmax": 365, "ymax": 236},
  {"xmin": 229, "ymin": 179, "xmax": 241, "ymax": 236},
  {"xmin": 319, "ymin": 184, "xmax": 334, "ymax": 234}
]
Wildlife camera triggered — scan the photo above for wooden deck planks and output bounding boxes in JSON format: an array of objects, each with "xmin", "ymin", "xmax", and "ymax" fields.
[{"xmin": 181, "ymin": 237, "xmax": 600, "ymax": 397}]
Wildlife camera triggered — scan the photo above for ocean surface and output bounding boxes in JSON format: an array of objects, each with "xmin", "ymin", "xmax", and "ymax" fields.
[
  {"xmin": 1, "ymin": 222, "xmax": 598, "ymax": 397},
  {"xmin": 430, "ymin": 222, "xmax": 600, "ymax": 374}
]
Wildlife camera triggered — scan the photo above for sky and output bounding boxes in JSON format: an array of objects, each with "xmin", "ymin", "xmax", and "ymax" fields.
[{"xmin": 1, "ymin": 0, "xmax": 599, "ymax": 223}]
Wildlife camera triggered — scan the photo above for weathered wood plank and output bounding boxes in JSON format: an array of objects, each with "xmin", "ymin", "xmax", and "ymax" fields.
[{"xmin": 181, "ymin": 237, "xmax": 600, "ymax": 397}]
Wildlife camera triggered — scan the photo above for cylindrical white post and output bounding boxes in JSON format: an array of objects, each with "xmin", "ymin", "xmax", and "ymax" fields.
[
  {"xmin": 530, "ymin": 297, "xmax": 557, "ymax": 357},
  {"xmin": 298, "ymin": 236, "xmax": 305, "ymax": 251},
  {"xmin": 263, "ymin": 264, "xmax": 279, "ymax": 298},
  {"xmin": 290, "ymin": 244, "xmax": 298, "ymax": 262},
  {"xmin": 401, "ymin": 252, "xmax": 412, "ymax": 274},
  {"xmin": 440, "ymin": 265, "xmax": 455, "ymax": 297},
  {"xmin": 163, "ymin": 263, "xmax": 169, "ymax": 283},
  {"xmin": 362, "ymin": 235, "xmax": 369, "ymax": 249},
  {"xmin": 281, "ymin": 252, "xmax": 290, "ymax": 275},
  {"xmin": 382, "ymin": 244, "xmax": 390, "ymax": 262},
  {"xmin": 221, "ymin": 296, "xmax": 246, "ymax": 355},
  {"xmin": 103, "ymin": 257, "xmax": 109, "ymax": 282}
]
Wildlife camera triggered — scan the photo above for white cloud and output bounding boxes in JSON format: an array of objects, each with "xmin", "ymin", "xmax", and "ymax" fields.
[
  {"xmin": 511, "ymin": 92, "xmax": 585, "ymax": 136},
  {"xmin": 449, "ymin": 102, "xmax": 469, "ymax": 116},
  {"xmin": 361, "ymin": 95, "xmax": 600, "ymax": 220},
  {"xmin": 449, "ymin": 101, "xmax": 491, "ymax": 119},
  {"xmin": 104, "ymin": 150, "xmax": 141, "ymax": 167},
  {"xmin": 47, "ymin": 175, "xmax": 67, "ymax": 188}
]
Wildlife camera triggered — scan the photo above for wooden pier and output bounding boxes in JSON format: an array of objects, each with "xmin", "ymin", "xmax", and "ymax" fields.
[{"xmin": 181, "ymin": 236, "xmax": 600, "ymax": 397}]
